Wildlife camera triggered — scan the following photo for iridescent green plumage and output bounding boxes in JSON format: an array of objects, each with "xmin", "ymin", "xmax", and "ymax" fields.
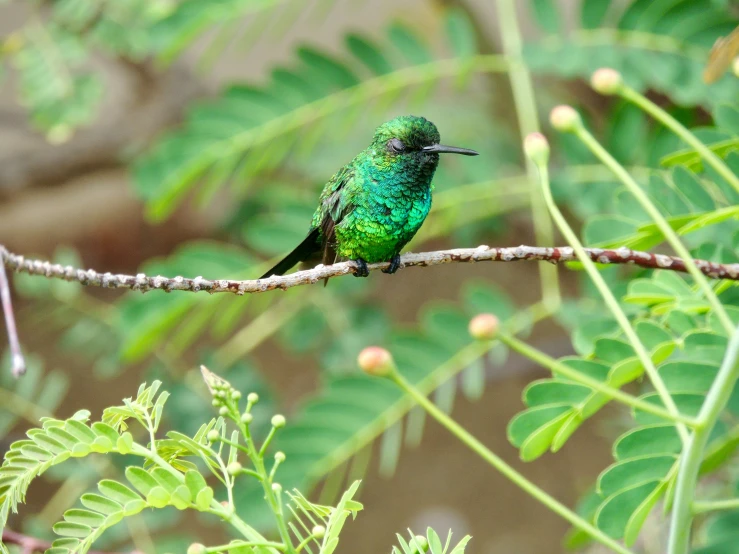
[{"xmin": 261, "ymin": 115, "xmax": 478, "ymax": 279}]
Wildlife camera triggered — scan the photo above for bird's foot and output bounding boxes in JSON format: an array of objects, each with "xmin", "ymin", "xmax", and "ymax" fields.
[
  {"xmin": 382, "ymin": 254, "xmax": 402, "ymax": 274},
  {"xmin": 353, "ymin": 258, "xmax": 369, "ymax": 278}
]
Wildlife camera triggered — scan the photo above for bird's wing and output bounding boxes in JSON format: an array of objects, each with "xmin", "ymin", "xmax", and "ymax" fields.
[{"xmin": 314, "ymin": 164, "xmax": 356, "ymax": 265}]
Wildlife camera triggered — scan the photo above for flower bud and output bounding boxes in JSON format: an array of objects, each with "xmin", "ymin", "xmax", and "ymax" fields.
[
  {"xmin": 241, "ymin": 412, "xmax": 253, "ymax": 424},
  {"xmin": 468, "ymin": 314, "xmax": 500, "ymax": 340},
  {"xmin": 590, "ymin": 68, "xmax": 623, "ymax": 95},
  {"xmin": 211, "ymin": 399, "xmax": 220, "ymax": 407},
  {"xmin": 523, "ymin": 132, "xmax": 550, "ymax": 166},
  {"xmin": 358, "ymin": 346, "xmax": 395, "ymax": 377},
  {"xmin": 247, "ymin": 392, "xmax": 259, "ymax": 404},
  {"xmin": 549, "ymin": 105, "xmax": 582, "ymax": 133},
  {"xmin": 734, "ymin": 57, "xmax": 739, "ymax": 78},
  {"xmin": 187, "ymin": 544, "xmax": 206, "ymax": 554},
  {"xmin": 312, "ymin": 525, "xmax": 326, "ymax": 539},
  {"xmin": 218, "ymin": 406, "xmax": 229, "ymax": 416},
  {"xmin": 227, "ymin": 462, "xmax": 242, "ymax": 475},
  {"xmin": 412, "ymin": 535, "xmax": 429, "ymax": 552},
  {"xmin": 231, "ymin": 390, "xmax": 242, "ymax": 400},
  {"xmin": 206, "ymin": 430, "xmax": 220, "ymax": 442},
  {"xmin": 275, "ymin": 451, "xmax": 286, "ymax": 463},
  {"xmin": 272, "ymin": 482, "xmax": 282, "ymax": 493},
  {"xmin": 271, "ymin": 414, "xmax": 286, "ymax": 428}
]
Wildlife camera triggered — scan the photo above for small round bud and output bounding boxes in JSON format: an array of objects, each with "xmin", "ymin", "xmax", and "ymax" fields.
[
  {"xmin": 218, "ymin": 406, "xmax": 229, "ymax": 416},
  {"xmin": 271, "ymin": 414, "xmax": 286, "ymax": 428},
  {"xmin": 227, "ymin": 462, "xmax": 242, "ymax": 475},
  {"xmin": 733, "ymin": 57, "xmax": 739, "ymax": 78},
  {"xmin": 312, "ymin": 525, "xmax": 326, "ymax": 539},
  {"xmin": 241, "ymin": 412, "xmax": 253, "ymax": 424},
  {"xmin": 206, "ymin": 430, "xmax": 220, "ymax": 442},
  {"xmin": 216, "ymin": 390, "xmax": 227, "ymax": 399},
  {"xmin": 247, "ymin": 392, "xmax": 259, "ymax": 404},
  {"xmin": 549, "ymin": 105, "xmax": 582, "ymax": 133},
  {"xmin": 231, "ymin": 390, "xmax": 242, "ymax": 400},
  {"xmin": 412, "ymin": 535, "xmax": 429, "ymax": 552},
  {"xmin": 274, "ymin": 451, "xmax": 286, "ymax": 463},
  {"xmin": 187, "ymin": 543, "xmax": 206, "ymax": 554},
  {"xmin": 211, "ymin": 399, "xmax": 220, "ymax": 407},
  {"xmin": 591, "ymin": 68, "xmax": 623, "ymax": 95},
  {"xmin": 272, "ymin": 482, "xmax": 282, "ymax": 493},
  {"xmin": 357, "ymin": 346, "xmax": 395, "ymax": 377},
  {"xmin": 523, "ymin": 132, "xmax": 550, "ymax": 166},
  {"xmin": 469, "ymin": 314, "xmax": 500, "ymax": 340}
]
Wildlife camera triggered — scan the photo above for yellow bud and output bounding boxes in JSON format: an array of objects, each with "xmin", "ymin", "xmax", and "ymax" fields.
[
  {"xmin": 523, "ymin": 132, "xmax": 550, "ymax": 166},
  {"xmin": 358, "ymin": 346, "xmax": 395, "ymax": 377},
  {"xmin": 468, "ymin": 314, "xmax": 500, "ymax": 340},
  {"xmin": 549, "ymin": 105, "xmax": 582, "ymax": 133},
  {"xmin": 590, "ymin": 68, "xmax": 623, "ymax": 95}
]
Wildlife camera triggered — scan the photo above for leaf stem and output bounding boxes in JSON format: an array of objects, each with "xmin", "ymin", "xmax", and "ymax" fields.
[
  {"xmin": 533, "ymin": 150, "xmax": 691, "ymax": 443},
  {"xmin": 571, "ymin": 124, "xmax": 735, "ymax": 336},
  {"xmin": 238, "ymin": 418, "xmax": 296, "ymax": 554},
  {"xmin": 668, "ymin": 324, "xmax": 739, "ymax": 554},
  {"xmin": 499, "ymin": 333, "xmax": 698, "ymax": 427},
  {"xmin": 618, "ymin": 85, "xmax": 739, "ymax": 194},
  {"xmin": 205, "ymin": 541, "xmax": 286, "ymax": 553},
  {"xmin": 495, "ymin": 0, "xmax": 560, "ymax": 311},
  {"xmin": 692, "ymin": 498, "xmax": 739, "ymax": 514},
  {"xmin": 387, "ymin": 369, "xmax": 633, "ymax": 554}
]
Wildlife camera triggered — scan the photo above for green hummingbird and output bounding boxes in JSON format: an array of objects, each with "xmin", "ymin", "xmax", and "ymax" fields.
[{"xmin": 260, "ymin": 115, "xmax": 478, "ymax": 279}]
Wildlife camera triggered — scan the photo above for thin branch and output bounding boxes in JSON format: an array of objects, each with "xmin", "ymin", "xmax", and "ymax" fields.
[
  {"xmin": 2, "ymin": 243, "xmax": 739, "ymax": 298},
  {"xmin": 2, "ymin": 529, "xmax": 141, "ymax": 554},
  {"xmin": 0, "ymin": 248, "xmax": 25, "ymax": 376},
  {"xmin": 1, "ymin": 245, "xmax": 738, "ymax": 299}
]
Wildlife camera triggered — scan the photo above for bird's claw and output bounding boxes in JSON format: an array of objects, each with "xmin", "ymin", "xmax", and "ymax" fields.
[
  {"xmin": 353, "ymin": 258, "xmax": 369, "ymax": 278},
  {"xmin": 382, "ymin": 254, "xmax": 402, "ymax": 274}
]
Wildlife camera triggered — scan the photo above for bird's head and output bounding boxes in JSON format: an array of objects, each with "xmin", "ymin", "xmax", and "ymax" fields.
[{"xmin": 368, "ymin": 115, "xmax": 478, "ymax": 167}]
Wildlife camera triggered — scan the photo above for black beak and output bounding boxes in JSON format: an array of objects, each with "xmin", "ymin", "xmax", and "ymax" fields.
[{"xmin": 422, "ymin": 144, "xmax": 479, "ymax": 156}]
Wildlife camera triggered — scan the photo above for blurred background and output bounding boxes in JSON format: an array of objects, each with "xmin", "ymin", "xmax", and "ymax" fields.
[{"xmin": 1, "ymin": 0, "xmax": 738, "ymax": 552}]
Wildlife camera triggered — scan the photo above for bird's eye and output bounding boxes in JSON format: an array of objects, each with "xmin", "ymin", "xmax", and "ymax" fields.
[{"xmin": 389, "ymin": 138, "xmax": 406, "ymax": 153}]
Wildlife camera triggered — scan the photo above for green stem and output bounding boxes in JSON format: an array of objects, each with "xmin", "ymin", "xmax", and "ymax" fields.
[
  {"xmin": 387, "ymin": 369, "xmax": 633, "ymax": 554},
  {"xmin": 535, "ymin": 156, "xmax": 690, "ymax": 443},
  {"xmin": 239, "ymin": 419, "xmax": 296, "ymax": 554},
  {"xmin": 206, "ymin": 541, "xmax": 286, "ymax": 553},
  {"xmin": 619, "ymin": 85, "xmax": 739, "ymax": 195},
  {"xmin": 572, "ymin": 124, "xmax": 735, "ymax": 336},
  {"xmin": 668, "ymin": 324, "xmax": 739, "ymax": 554},
  {"xmin": 495, "ymin": 0, "xmax": 560, "ymax": 311},
  {"xmin": 499, "ymin": 333, "xmax": 698, "ymax": 427},
  {"xmin": 693, "ymin": 498, "xmax": 739, "ymax": 514}
]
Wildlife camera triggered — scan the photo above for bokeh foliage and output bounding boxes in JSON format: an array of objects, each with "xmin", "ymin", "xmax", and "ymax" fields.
[{"xmin": 2, "ymin": 0, "xmax": 739, "ymax": 552}]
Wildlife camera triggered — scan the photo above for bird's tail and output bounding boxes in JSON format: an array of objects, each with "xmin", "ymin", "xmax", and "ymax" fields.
[{"xmin": 259, "ymin": 228, "xmax": 321, "ymax": 279}]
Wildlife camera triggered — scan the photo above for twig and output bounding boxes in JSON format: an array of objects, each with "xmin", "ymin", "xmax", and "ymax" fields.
[
  {"xmin": 0, "ymin": 247, "xmax": 25, "ymax": 376},
  {"xmin": 2, "ymin": 529, "xmax": 140, "ymax": 554},
  {"xmin": 1, "ymin": 244, "xmax": 737, "ymax": 299}
]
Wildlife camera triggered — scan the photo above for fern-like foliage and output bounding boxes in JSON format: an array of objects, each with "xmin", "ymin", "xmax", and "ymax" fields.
[
  {"xmin": 525, "ymin": 0, "xmax": 738, "ymax": 106},
  {"xmin": 392, "ymin": 528, "xmax": 471, "ymax": 554},
  {"xmin": 132, "ymin": 11, "xmax": 481, "ymax": 221},
  {"xmin": 0, "ymin": 409, "xmax": 124, "ymax": 529}
]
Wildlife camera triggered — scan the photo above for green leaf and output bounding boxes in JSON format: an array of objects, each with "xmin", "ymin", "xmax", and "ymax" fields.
[
  {"xmin": 346, "ymin": 34, "xmax": 393, "ymax": 76},
  {"xmin": 387, "ymin": 22, "xmax": 432, "ymax": 66},
  {"xmin": 62, "ymin": 508, "xmax": 105, "ymax": 528},
  {"xmin": 80, "ymin": 493, "xmax": 121, "ymax": 516},
  {"xmin": 671, "ymin": 166, "xmax": 715, "ymax": 212},
  {"xmin": 146, "ymin": 486, "xmax": 170, "ymax": 508},
  {"xmin": 597, "ymin": 455, "xmax": 676, "ymax": 496},
  {"xmin": 125, "ymin": 467, "xmax": 159, "ymax": 496},
  {"xmin": 507, "ymin": 404, "xmax": 571, "ymax": 448},
  {"xmin": 195, "ymin": 487, "xmax": 214, "ymax": 511},
  {"xmin": 529, "ymin": 0, "xmax": 560, "ymax": 34},
  {"xmin": 595, "ymin": 481, "xmax": 662, "ymax": 539},
  {"xmin": 581, "ymin": 0, "xmax": 612, "ymax": 28},
  {"xmin": 184, "ymin": 470, "xmax": 208, "ymax": 498},
  {"xmin": 444, "ymin": 7, "xmax": 477, "ymax": 58},
  {"xmin": 98, "ymin": 479, "xmax": 141, "ymax": 504},
  {"xmin": 614, "ymin": 425, "xmax": 682, "ymax": 459},
  {"xmin": 52, "ymin": 521, "xmax": 92, "ymax": 538}
]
